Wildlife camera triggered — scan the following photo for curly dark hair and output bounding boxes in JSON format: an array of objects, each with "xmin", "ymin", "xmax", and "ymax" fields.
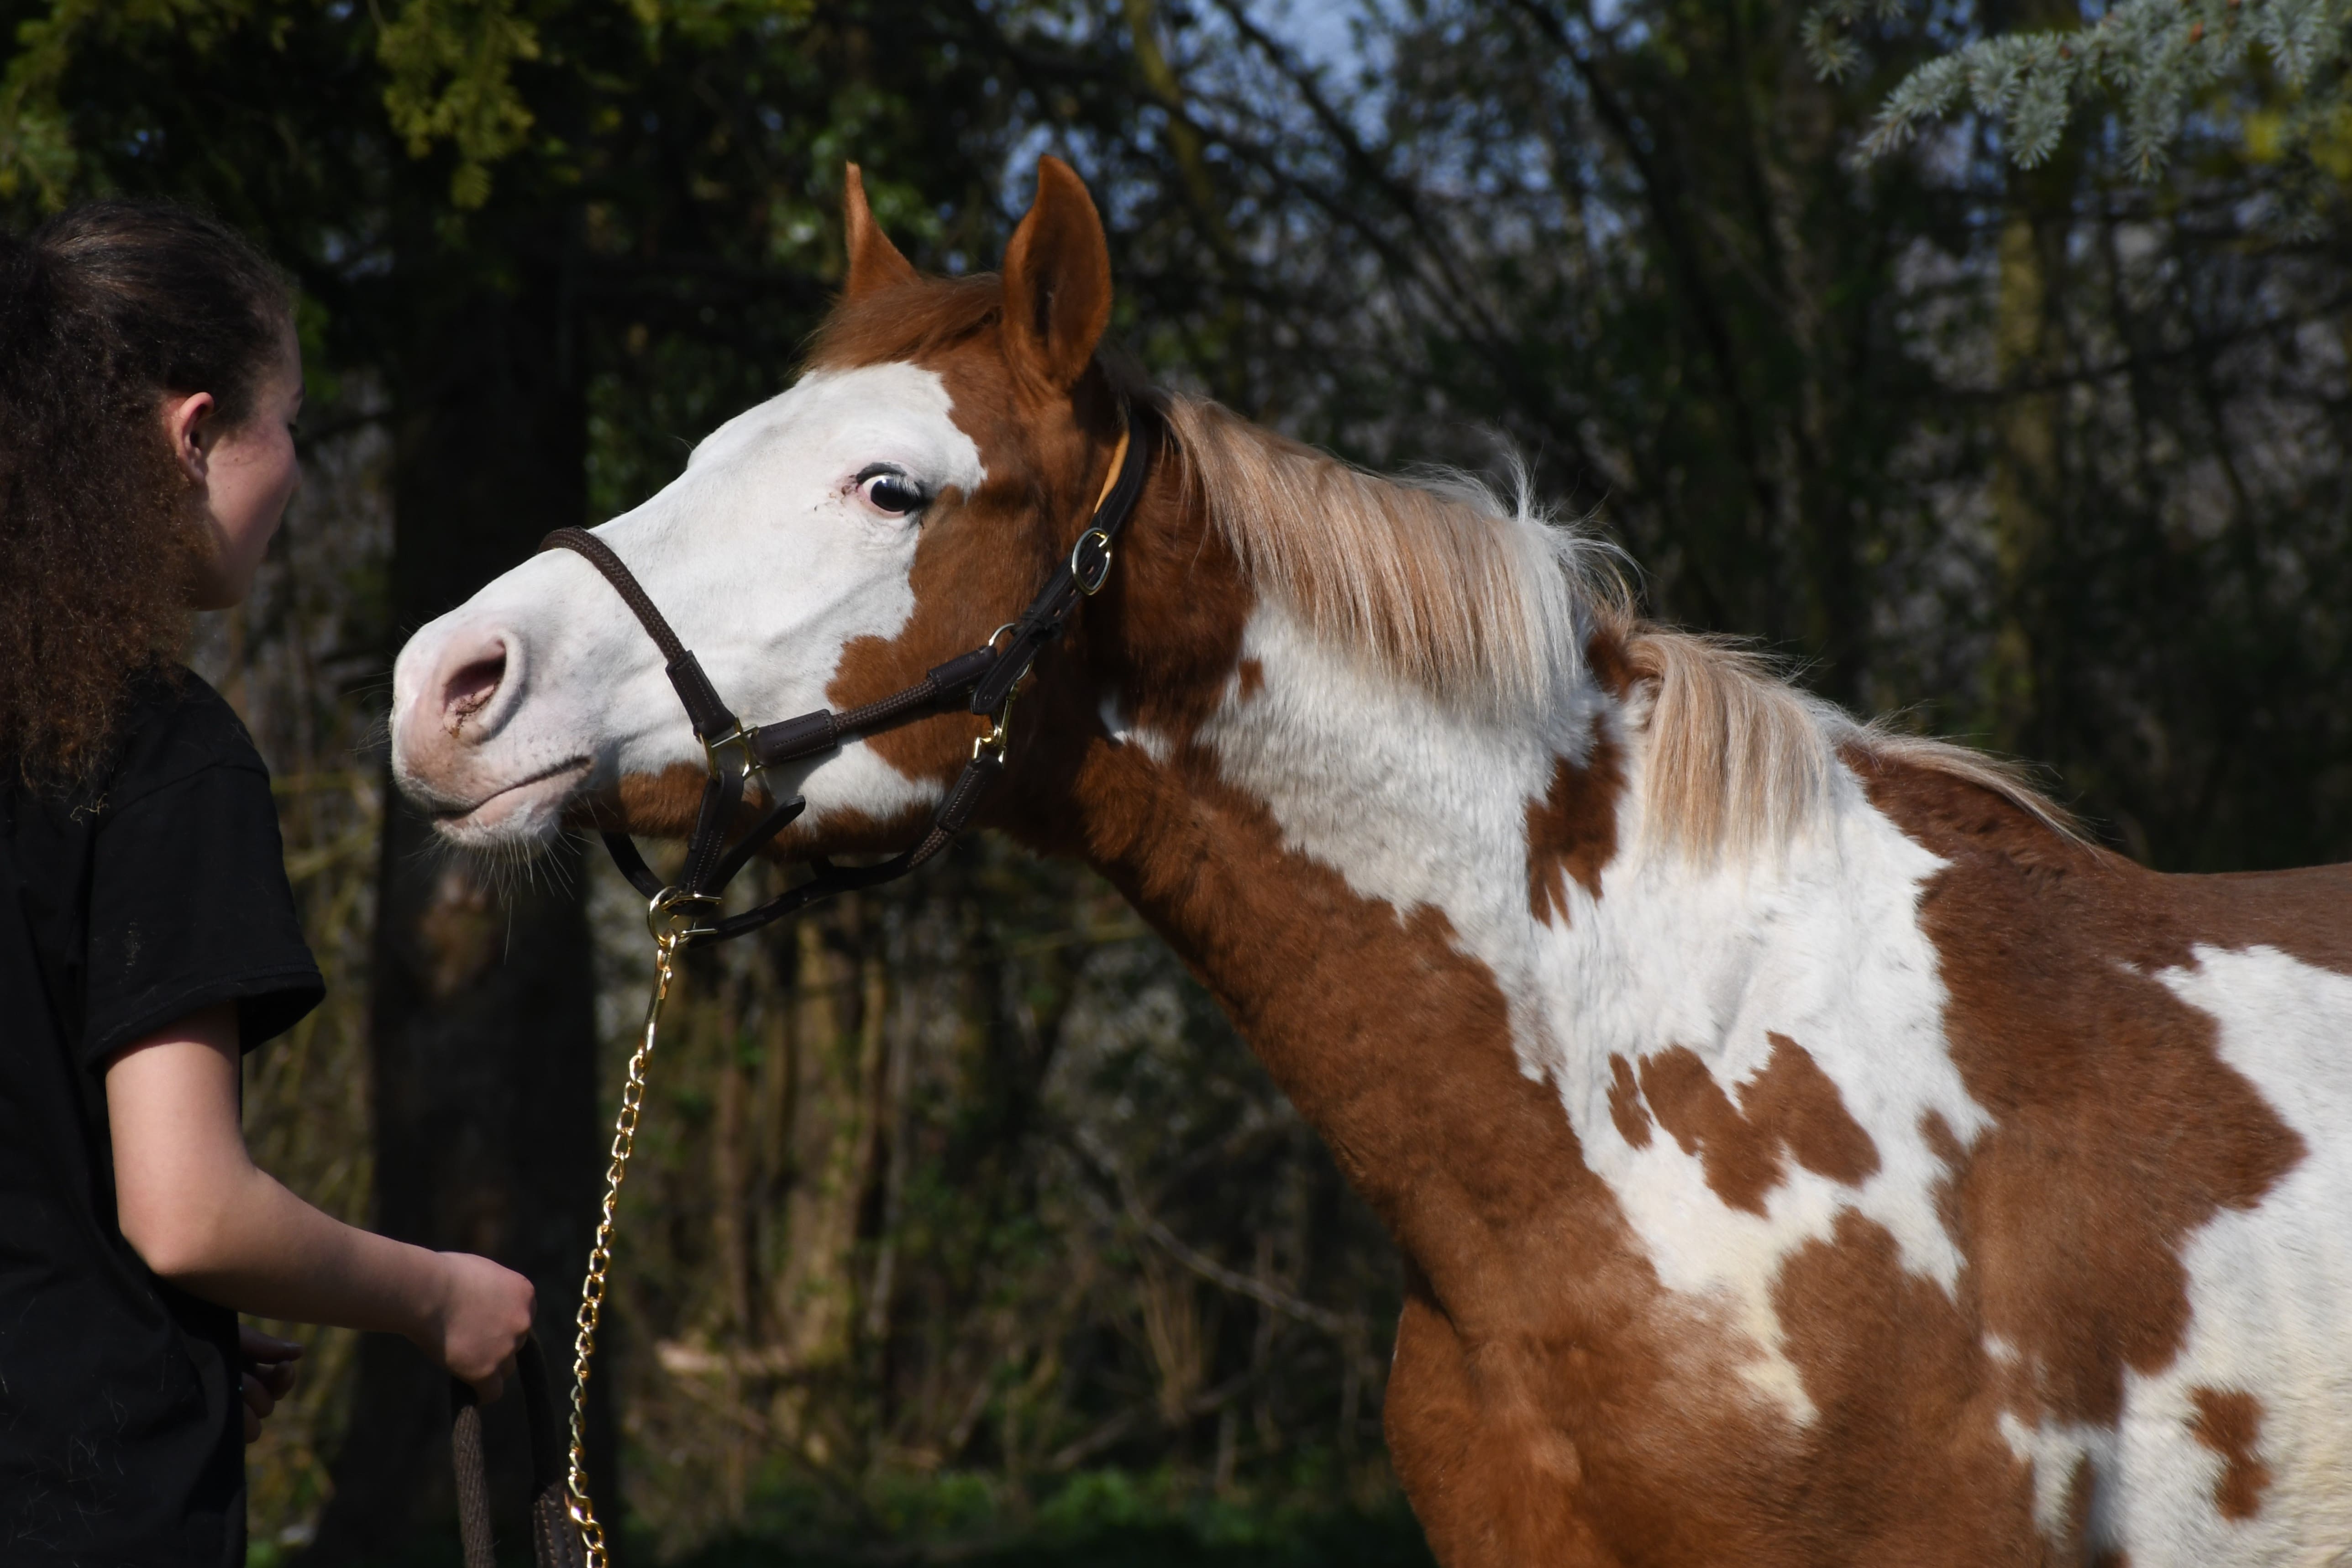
[{"xmin": 0, "ymin": 199, "xmax": 294, "ymax": 785}]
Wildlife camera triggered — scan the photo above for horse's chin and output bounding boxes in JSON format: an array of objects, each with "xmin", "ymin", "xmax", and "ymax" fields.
[{"xmin": 422, "ymin": 758, "xmax": 593, "ymax": 851}]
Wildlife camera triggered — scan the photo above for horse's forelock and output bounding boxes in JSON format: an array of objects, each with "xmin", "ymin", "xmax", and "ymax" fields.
[{"xmin": 805, "ymin": 273, "xmax": 1005, "ymax": 372}]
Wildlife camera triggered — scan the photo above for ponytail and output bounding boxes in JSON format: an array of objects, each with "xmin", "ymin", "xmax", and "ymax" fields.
[{"xmin": 0, "ymin": 200, "xmax": 293, "ymax": 784}]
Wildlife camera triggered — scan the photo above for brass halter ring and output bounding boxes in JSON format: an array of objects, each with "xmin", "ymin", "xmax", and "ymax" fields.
[{"xmin": 646, "ymin": 886, "xmax": 722, "ymax": 944}]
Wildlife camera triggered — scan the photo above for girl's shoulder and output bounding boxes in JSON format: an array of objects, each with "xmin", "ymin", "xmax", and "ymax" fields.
[{"xmin": 99, "ymin": 666, "xmax": 269, "ymax": 817}]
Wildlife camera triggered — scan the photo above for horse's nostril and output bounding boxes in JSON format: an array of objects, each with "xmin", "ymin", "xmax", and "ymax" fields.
[{"xmin": 443, "ymin": 646, "xmax": 509, "ymax": 732}]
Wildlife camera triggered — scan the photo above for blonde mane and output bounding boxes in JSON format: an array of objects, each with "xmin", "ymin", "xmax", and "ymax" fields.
[{"xmin": 1165, "ymin": 396, "xmax": 2072, "ymax": 856}]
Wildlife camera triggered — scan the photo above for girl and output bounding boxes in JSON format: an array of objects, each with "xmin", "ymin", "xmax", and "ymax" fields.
[{"xmin": 0, "ymin": 201, "xmax": 536, "ymax": 1566}]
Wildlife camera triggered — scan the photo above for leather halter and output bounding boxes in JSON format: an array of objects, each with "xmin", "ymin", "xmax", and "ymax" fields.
[{"xmin": 540, "ymin": 401, "xmax": 1155, "ymax": 946}]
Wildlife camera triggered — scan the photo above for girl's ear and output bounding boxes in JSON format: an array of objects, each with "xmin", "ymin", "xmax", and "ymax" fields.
[
  {"xmin": 1000, "ymin": 156, "xmax": 1112, "ymax": 395},
  {"xmin": 163, "ymin": 391, "xmax": 216, "ymax": 483},
  {"xmin": 842, "ymin": 164, "xmax": 919, "ymax": 299}
]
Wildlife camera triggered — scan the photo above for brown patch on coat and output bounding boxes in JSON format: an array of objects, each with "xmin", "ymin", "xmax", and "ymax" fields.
[
  {"xmin": 1525, "ymin": 729, "xmax": 1622, "ymax": 925},
  {"xmin": 2188, "ymin": 1386, "xmax": 2271, "ymax": 1520},
  {"xmin": 588, "ymin": 762, "xmax": 809, "ymax": 847},
  {"xmin": 1636, "ymin": 1034, "xmax": 1879, "ymax": 1214},
  {"xmin": 589, "ymin": 761, "xmax": 707, "ymax": 840},
  {"xmin": 1745, "ymin": 1032, "xmax": 1880, "ymax": 1185},
  {"xmin": 1236, "ymin": 657, "xmax": 1265, "ymax": 699},
  {"xmin": 1639, "ymin": 1048, "xmax": 1781, "ymax": 1213},
  {"xmin": 1606, "ymin": 1055, "xmax": 1651, "ymax": 1149},
  {"xmin": 1851, "ymin": 751, "xmax": 2308, "ymax": 1427},
  {"xmin": 1844, "ymin": 740, "xmax": 2352, "ymax": 981}
]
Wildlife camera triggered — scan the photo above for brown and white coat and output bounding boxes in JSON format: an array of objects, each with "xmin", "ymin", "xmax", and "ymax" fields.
[{"xmin": 389, "ymin": 159, "xmax": 2352, "ymax": 1567}]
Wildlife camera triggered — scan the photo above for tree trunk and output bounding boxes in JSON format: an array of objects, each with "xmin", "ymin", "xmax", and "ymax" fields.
[
  {"xmin": 301, "ymin": 225, "xmax": 612, "ymax": 1563},
  {"xmin": 777, "ymin": 916, "xmax": 887, "ymax": 1359},
  {"xmin": 1985, "ymin": 0, "xmax": 2080, "ymax": 754}
]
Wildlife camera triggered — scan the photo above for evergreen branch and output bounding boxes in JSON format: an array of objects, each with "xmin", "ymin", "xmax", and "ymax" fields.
[{"xmin": 1810, "ymin": 0, "xmax": 2352, "ymax": 178}]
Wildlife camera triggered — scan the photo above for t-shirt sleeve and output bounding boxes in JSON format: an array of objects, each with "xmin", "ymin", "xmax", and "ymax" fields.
[{"xmin": 80, "ymin": 757, "xmax": 324, "ymax": 1069}]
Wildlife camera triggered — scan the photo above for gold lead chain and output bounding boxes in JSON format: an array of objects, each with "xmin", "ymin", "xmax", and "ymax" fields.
[{"xmin": 565, "ymin": 928, "xmax": 683, "ymax": 1568}]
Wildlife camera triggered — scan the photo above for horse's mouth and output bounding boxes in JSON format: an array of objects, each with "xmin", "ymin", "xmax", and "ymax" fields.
[{"xmin": 428, "ymin": 756, "xmax": 593, "ymax": 834}]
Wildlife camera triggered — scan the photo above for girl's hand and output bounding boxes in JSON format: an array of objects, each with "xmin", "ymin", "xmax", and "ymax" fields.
[
  {"xmin": 240, "ymin": 1326, "xmax": 302, "ymax": 1443},
  {"xmin": 418, "ymin": 1252, "xmax": 537, "ymax": 1400}
]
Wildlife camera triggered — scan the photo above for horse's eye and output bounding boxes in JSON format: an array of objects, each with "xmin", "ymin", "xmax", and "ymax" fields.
[{"xmin": 857, "ymin": 467, "xmax": 927, "ymax": 515}]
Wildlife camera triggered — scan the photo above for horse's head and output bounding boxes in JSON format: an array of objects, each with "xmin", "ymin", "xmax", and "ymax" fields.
[{"xmin": 390, "ymin": 157, "xmax": 1130, "ymax": 857}]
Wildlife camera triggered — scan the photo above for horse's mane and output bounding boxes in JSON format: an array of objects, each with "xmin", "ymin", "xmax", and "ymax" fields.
[{"xmin": 1165, "ymin": 395, "xmax": 2072, "ymax": 857}]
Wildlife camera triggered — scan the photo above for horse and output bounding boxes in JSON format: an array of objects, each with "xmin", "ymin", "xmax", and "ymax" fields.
[{"xmin": 387, "ymin": 157, "xmax": 2352, "ymax": 1566}]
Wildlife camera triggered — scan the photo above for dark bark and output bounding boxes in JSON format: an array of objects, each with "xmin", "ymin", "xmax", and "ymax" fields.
[{"xmin": 302, "ymin": 227, "xmax": 613, "ymax": 1563}]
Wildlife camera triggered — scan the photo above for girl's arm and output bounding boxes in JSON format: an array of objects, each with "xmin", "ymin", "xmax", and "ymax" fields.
[{"xmin": 105, "ymin": 1002, "xmax": 538, "ymax": 1395}]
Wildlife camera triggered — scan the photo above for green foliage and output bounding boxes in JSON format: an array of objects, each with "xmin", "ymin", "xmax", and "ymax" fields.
[
  {"xmin": 1806, "ymin": 0, "xmax": 2352, "ymax": 174},
  {"xmin": 0, "ymin": 0, "xmax": 261, "ymax": 202},
  {"xmin": 375, "ymin": 0, "xmax": 543, "ymax": 207}
]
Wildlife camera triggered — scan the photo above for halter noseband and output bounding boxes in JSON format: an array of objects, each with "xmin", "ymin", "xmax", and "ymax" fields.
[{"xmin": 539, "ymin": 401, "xmax": 1156, "ymax": 947}]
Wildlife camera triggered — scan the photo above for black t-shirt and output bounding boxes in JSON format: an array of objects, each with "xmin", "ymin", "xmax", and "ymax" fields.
[{"xmin": 0, "ymin": 670, "xmax": 323, "ymax": 1567}]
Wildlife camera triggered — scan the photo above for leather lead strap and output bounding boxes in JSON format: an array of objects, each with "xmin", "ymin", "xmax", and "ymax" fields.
[
  {"xmin": 536, "ymin": 399, "xmax": 1157, "ymax": 945},
  {"xmin": 448, "ymin": 1336, "xmax": 578, "ymax": 1568}
]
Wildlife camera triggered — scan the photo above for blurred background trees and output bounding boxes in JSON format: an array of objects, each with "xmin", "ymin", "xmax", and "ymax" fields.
[{"xmin": 6, "ymin": 0, "xmax": 2352, "ymax": 1562}]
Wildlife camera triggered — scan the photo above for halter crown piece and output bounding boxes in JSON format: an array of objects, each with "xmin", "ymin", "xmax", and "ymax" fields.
[{"xmin": 510, "ymin": 402, "xmax": 1155, "ymax": 1568}]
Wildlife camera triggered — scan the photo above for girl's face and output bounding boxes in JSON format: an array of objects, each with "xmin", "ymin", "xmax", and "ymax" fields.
[{"xmin": 169, "ymin": 327, "xmax": 304, "ymax": 612}]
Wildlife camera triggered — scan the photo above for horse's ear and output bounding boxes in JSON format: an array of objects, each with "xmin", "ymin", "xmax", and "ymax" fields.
[
  {"xmin": 843, "ymin": 164, "xmax": 918, "ymax": 298},
  {"xmin": 1000, "ymin": 156, "xmax": 1112, "ymax": 393}
]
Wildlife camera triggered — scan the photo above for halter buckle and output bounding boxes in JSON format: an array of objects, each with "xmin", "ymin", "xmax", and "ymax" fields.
[
  {"xmin": 646, "ymin": 887, "xmax": 723, "ymax": 944},
  {"xmin": 1070, "ymin": 528, "xmax": 1114, "ymax": 596},
  {"xmin": 703, "ymin": 723, "xmax": 758, "ymax": 783}
]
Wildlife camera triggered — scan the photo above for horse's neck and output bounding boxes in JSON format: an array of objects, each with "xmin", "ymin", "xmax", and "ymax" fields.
[
  {"xmin": 1065, "ymin": 592, "xmax": 1619, "ymax": 1275},
  {"xmin": 1067, "ymin": 569, "xmax": 1964, "ymax": 1325}
]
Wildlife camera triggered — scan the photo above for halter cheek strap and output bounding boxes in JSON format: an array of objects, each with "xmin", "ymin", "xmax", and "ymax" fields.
[{"xmin": 538, "ymin": 399, "xmax": 1157, "ymax": 946}]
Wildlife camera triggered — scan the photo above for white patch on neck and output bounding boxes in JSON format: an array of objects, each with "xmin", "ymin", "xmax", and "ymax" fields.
[
  {"xmin": 1548, "ymin": 750, "xmax": 1987, "ymax": 1417},
  {"xmin": 1197, "ymin": 603, "xmax": 1598, "ymax": 1068},
  {"xmin": 1199, "ymin": 599, "xmax": 1988, "ymax": 1426}
]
